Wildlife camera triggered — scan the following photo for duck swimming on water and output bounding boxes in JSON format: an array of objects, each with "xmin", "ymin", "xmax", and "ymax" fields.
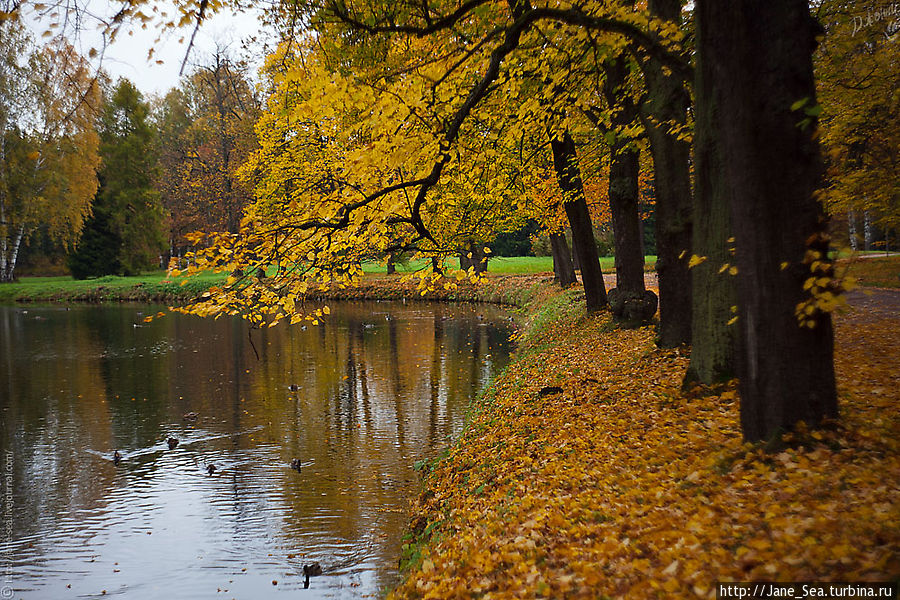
[
  {"xmin": 290, "ymin": 459, "xmax": 301, "ymax": 472},
  {"xmin": 207, "ymin": 464, "xmax": 217, "ymax": 475},
  {"xmin": 167, "ymin": 437, "xmax": 179, "ymax": 450},
  {"xmin": 113, "ymin": 450, "xmax": 122, "ymax": 465},
  {"xmin": 303, "ymin": 563, "xmax": 322, "ymax": 589}
]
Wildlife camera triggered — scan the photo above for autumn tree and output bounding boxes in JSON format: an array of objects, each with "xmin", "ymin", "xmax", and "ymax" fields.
[
  {"xmin": 0, "ymin": 25, "xmax": 100, "ymax": 282},
  {"xmin": 639, "ymin": 0, "xmax": 692, "ymax": 347},
  {"xmin": 71, "ymin": 0, "xmax": 842, "ymax": 440},
  {"xmin": 155, "ymin": 49, "xmax": 261, "ymax": 256},
  {"xmin": 815, "ymin": 0, "xmax": 899, "ymax": 246}
]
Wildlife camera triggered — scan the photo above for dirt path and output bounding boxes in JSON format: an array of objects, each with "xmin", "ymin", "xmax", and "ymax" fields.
[{"xmin": 840, "ymin": 288, "xmax": 900, "ymax": 325}]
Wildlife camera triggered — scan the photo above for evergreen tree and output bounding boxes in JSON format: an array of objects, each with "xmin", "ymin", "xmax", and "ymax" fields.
[
  {"xmin": 66, "ymin": 188, "xmax": 122, "ymax": 279},
  {"xmin": 74, "ymin": 79, "xmax": 165, "ymax": 276}
]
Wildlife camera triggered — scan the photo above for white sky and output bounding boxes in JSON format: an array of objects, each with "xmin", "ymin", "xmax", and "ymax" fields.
[{"xmin": 23, "ymin": 1, "xmax": 267, "ymax": 98}]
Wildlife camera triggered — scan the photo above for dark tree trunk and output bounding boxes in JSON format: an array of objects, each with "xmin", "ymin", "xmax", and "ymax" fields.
[
  {"xmin": 608, "ymin": 146, "xmax": 645, "ymax": 294},
  {"xmin": 685, "ymin": 6, "xmax": 737, "ymax": 386},
  {"xmin": 642, "ymin": 0, "xmax": 693, "ymax": 347},
  {"xmin": 697, "ymin": 0, "xmax": 837, "ymax": 441},
  {"xmin": 431, "ymin": 256, "xmax": 443, "ymax": 274},
  {"xmin": 459, "ymin": 240, "xmax": 487, "ymax": 273},
  {"xmin": 458, "ymin": 251, "xmax": 472, "ymax": 271},
  {"xmin": 550, "ymin": 231, "xmax": 576, "ymax": 287},
  {"xmin": 550, "ymin": 130, "xmax": 607, "ymax": 311},
  {"xmin": 604, "ymin": 56, "xmax": 646, "ymax": 296},
  {"xmin": 570, "ymin": 232, "xmax": 581, "ymax": 271},
  {"xmin": 471, "ymin": 241, "xmax": 488, "ymax": 273},
  {"xmin": 386, "ymin": 252, "xmax": 397, "ymax": 275},
  {"xmin": 602, "ymin": 54, "xmax": 657, "ymax": 324}
]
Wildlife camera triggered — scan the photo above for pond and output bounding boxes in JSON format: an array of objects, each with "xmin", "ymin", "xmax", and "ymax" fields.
[{"xmin": 0, "ymin": 301, "xmax": 515, "ymax": 599}]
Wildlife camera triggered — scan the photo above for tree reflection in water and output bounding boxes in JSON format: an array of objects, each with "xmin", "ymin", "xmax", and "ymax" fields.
[{"xmin": 0, "ymin": 301, "xmax": 513, "ymax": 599}]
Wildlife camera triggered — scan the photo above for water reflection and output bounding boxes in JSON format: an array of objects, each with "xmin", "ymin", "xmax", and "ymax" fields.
[{"xmin": 0, "ymin": 302, "xmax": 513, "ymax": 598}]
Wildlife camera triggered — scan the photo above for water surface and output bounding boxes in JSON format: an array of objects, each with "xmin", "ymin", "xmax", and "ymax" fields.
[{"xmin": 0, "ymin": 301, "xmax": 514, "ymax": 599}]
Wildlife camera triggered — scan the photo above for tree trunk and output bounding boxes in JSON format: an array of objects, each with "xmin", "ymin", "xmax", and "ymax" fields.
[
  {"xmin": 459, "ymin": 241, "xmax": 487, "ymax": 273},
  {"xmin": 642, "ymin": 0, "xmax": 693, "ymax": 347},
  {"xmin": 386, "ymin": 252, "xmax": 396, "ymax": 275},
  {"xmin": 698, "ymin": 0, "xmax": 837, "ymax": 441},
  {"xmin": 0, "ymin": 224, "xmax": 25, "ymax": 283},
  {"xmin": 470, "ymin": 241, "xmax": 488, "ymax": 274},
  {"xmin": 848, "ymin": 210, "xmax": 858, "ymax": 251},
  {"xmin": 603, "ymin": 55, "xmax": 646, "ymax": 296},
  {"xmin": 458, "ymin": 250, "xmax": 472, "ymax": 271},
  {"xmin": 550, "ymin": 130, "xmax": 607, "ymax": 311},
  {"xmin": 608, "ymin": 145, "xmax": 645, "ymax": 294},
  {"xmin": 864, "ymin": 209, "xmax": 873, "ymax": 251},
  {"xmin": 550, "ymin": 231, "xmax": 576, "ymax": 287},
  {"xmin": 685, "ymin": 7, "xmax": 737, "ymax": 386}
]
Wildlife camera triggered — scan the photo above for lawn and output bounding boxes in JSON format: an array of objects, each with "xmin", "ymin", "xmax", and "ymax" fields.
[
  {"xmin": 839, "ymin": 255, "xmax": 900, "ymax": 289},
  {"xmin": 0, "ymin": 271, "xmax": 225, "ymax": 303},
  {"xmin": 361, "ymin": 255, "xmax": 657, "ymax": 275}
]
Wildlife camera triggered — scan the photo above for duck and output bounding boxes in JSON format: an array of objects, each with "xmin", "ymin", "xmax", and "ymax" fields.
[
  {"xmin": 303, "ymin": 562, "xmax": 322, "ymax": 588},
  {"xmin": 288, "ymin": 384, "xmax": 300, "ymax": 392},
  {"xmin": 167, "ymin": 437, "xmax": 179, "ymax": 450},
  {"xmin": 113, "ymin": 450, "xmax": 122, "ymax": 465},
  {"xmin": 207, "ymin": 464, "xmax": 217, "ymax": 475},
  {"xmin": 183, "ymin": 412, "xmax": 199, "ymax": 421},
  {"xmin": 290, "ymin": 459, "xmax": 301, "ymax": 472}
]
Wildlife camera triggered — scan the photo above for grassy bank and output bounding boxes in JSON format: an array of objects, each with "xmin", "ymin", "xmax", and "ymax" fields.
[
  {"xmin": 0, "ymin": 271, "xmax": 225, "ymax": 303},
  {"xmin": 362, "ymin": 256, "xmax": 658, "ymax": 275},
  {"xmin": 389, "ymin": 286, "xmax": 899, "ymax": 598},
  {"xmin": 0, "ymin": 256, "xmax": 658, "ymax": 304},
  {"xmin": 1, "ymin": 254, "xmax": 893, "ymax": 305},
  {"xmin": 0, "ymin": 270, "xmax": 553, "ymax": 306}
]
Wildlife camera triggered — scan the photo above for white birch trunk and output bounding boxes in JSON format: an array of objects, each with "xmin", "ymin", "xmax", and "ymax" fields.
[
  {"xmin": 864, "ymin": 209, "xmax": 873, "ymax": 251},
  {"xmin": 2, "ymin": 224, "xmax": 25, "ymax": 282},
  {"xmin": 848, "ymin": 210, "xmax": 858, "ymax": 251}
]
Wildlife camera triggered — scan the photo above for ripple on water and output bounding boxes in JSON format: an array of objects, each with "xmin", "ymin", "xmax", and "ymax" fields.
[{"xmin": 1, "ymin": 302, "xmax": 515, "ymax": 598}]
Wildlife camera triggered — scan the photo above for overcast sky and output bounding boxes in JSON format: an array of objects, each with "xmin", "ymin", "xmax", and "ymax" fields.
[{"xmin": 23, "ymin": 1, "xmax": 266, "ymax": 98}]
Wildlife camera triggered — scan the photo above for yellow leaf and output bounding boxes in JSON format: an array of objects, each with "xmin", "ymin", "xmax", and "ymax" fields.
[{"xmin": 688, "ymin": 254, "xmax": 708, "ymax": 269}]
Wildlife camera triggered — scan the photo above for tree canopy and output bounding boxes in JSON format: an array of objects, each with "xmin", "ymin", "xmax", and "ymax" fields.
[
  {"xmin": 12, "ymin": 0, "xmax": 894, "ymax": 442},
  {"xmin": 0, "ymin": 21, "xmax": 100, "ymax": 282}
]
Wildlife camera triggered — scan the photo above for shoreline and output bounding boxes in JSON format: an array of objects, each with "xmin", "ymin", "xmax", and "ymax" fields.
[
  {"xmin": 0, "ymin": 273, "xmax": 555, "ymax": 306},
  {"xmin": 0, "ymin": 272, "xmax": 646, "ymax": 307}
]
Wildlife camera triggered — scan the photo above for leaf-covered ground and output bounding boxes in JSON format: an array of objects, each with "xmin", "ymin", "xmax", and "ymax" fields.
[{"xmin": 389, "ymin": 286, "xmax": 899, "ymax": 598}]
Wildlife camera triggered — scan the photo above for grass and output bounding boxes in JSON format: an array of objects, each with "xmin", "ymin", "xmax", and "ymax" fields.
[
  {"xmin": 361, "ymin": 255, "xmax": 657, "ymax": 275},
  {"xmin": 839, "ymin": 255, "xmax": 900, "ymax": 289},
  {"xmin": 0, "ymin": 271, "xmax": 224, "ymax": 303},
  {"xmin": 0, "ymin": 255, "xmax": 656, "ymax": 303}
]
